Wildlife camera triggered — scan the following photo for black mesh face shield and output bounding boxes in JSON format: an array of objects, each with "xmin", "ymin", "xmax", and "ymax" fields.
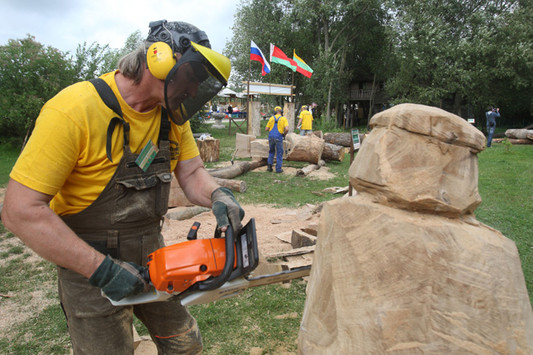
[
  {"xmin": 146, "ymin": 20, "xmax": 229, "ymax": 125},
  {"xmin": 163, "ymin": 46, "xmax": 225, "ymax": 125}
]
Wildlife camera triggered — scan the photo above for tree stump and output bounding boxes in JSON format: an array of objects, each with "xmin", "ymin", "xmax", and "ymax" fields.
[
  {"xmin": 235, "ymin": 133, "xmax": 256, "ymax": 158},
  {"xmin": 196, "ymin": 138, "xmax": 219, "ymax": 162},
  {"xmin": 285, "ymin": 133, "xmax": 324, "ymax": 164}
]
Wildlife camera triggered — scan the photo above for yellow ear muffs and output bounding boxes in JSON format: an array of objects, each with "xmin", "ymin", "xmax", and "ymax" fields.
[{"xmin": 146, "ymin": 42, "xmax": 176, "ymax": 80}]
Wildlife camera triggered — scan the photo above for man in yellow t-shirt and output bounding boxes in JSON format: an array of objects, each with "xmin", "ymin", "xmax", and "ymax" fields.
[
  {"xmin": 1, "ymin": 20, "xmax": 244, "ymax": 353},
  {"xmin": 265, "ymin": 106, "xmax": 289, "ymax": 173},
  {"xmin": 297, "ymin": 105, "xmax": 313, "ymax": 136}
]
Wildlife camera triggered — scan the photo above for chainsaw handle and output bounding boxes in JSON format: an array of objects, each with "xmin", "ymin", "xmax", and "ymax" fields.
[{"xmin": 197, "ymin": 226, "xmax": 235, "ymax": 291}]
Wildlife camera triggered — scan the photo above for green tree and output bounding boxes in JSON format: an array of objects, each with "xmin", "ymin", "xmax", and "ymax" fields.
[
  {"xmin": 0, "ymin": 36, "xmax": 75, "ymax": 140},
  {"xmin": 296, "ymin": 0, "xmax": 388, "ymax": 123},
  {"xmin": 385, "ymin": 0, "xmax": 533, "ymax": 124},
  {"xmin": 72, "ymin": 30, "xmax": 144, "ymax": 81},
  {"xmin": 227, "ymin": 0, "xmax": 387, "ymax": 125}
]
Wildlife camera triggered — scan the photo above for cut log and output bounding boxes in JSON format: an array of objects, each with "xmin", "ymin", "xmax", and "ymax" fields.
[
  {"xmin": 250, "ymin": 139, "xmax": 289, "ymax": 160},
  {"xmin": 208, "ymin": 159, "xmax": 267, "ymax": 179},
  {"xmin": 321, "ymin": 186, "xmax": 349, "ymax": 194},
  {"xmin": 311, "ymin": 130, "xmax": 323, "ymax": 139},
  {"xmin": 494, "ymin": 138, "xmax": 533, "ymax": 145},
  {"xmin": 321, "ymin": 142, "xmax": 345, "ymax": 162},
  {"xmin": 165, "ymin": 206, "xmax": 210, "ymax": 221},
  {"xmin": 285, "ymin": 133, "xmax": 325, "ymax": 164},
  {"xmin": 196, "ymin": 138, "xmax": 219, "ymax": 162},
  {"xmin": 505, "ymin": 128, "xmax": 533, "ymax": 140},
  {"xmin": 508, "ymin": 138, "xmax": 533, "ymax": 145},
  {"xmin": 213, "ymin": 177, "xmax": 247, "ymax": 193},
  {"xmin": 296, "ymin": 160, "xmax": 326, "ymax": 177},
  {"xmin": 168, "ymin": 176, "xmax": 193, "ymax": 207},
  {"xmin": 291, "ymin": 229, "xmax": 317, "ymax": 248},
  {"xmin": 323, "ymin": 132, "xmax": 352, "ymax": 147}
]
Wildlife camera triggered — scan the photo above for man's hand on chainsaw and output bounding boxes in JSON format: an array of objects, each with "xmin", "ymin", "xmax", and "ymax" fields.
[
  {"xmin": 211, "ymin": 187, "xmax": 245, "ymax": 233},
  {"xmin": 89, "ymin": 255, "xmax": 150, "ymax": 301}
]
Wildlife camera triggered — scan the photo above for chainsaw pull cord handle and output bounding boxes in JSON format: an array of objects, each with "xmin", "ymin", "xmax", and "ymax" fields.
[{"xmin": 197, "ymin": 226, "xmax": 235, "ymax": 291}]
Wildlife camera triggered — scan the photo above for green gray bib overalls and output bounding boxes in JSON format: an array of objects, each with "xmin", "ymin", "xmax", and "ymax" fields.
[{"xmin": 57, "ymin": 79, "xmax": 202, "ymax": 354}]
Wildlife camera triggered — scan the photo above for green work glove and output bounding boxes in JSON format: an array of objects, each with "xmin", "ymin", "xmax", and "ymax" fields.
[
  {"xmin": 89, "ymin": 255, "xmax": 149, "ymax": 302},
  {"xmin": 211, "ymin": 187, "xmax": 245, "ymax": 233}
]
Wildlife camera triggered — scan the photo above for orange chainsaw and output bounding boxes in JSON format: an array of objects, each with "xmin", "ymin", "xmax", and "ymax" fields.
[{"xmin": 106, "ymin": 218, "xmax": 311, "ymax": 306}]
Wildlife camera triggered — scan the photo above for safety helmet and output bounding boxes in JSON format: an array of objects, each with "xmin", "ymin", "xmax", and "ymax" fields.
[
  {"xmin": 274, "ymin": 106, "xmax": 282, "ymax": 112},
  {"xmin": 146, "ymin": 20, "xmax": 231, "ymax": 125},
  {"xmin": 301, "ymin": 105, "xmax": 307, "ymax": 109}
]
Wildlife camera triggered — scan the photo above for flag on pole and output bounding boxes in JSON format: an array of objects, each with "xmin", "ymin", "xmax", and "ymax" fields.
[
  {"xmin": 270, "ymin": 44, "xmax": 297, "ymax": 72},
  {"xmin": 293, "ymin": 51, "xmax": 314, "ymax": 78},
  {"xmin": 250, "ymin": 40, "xmax": 270, "ymax": 76}
]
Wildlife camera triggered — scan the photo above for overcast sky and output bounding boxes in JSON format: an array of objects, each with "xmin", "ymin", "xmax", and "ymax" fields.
[{"xmin": 0, "ymin": 0, "xmax": 239, "ymax": 54}]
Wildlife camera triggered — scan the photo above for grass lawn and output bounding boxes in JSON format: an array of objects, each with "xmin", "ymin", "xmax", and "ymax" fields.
[{"xmin": 0, "ymin": 127, "xmax": 531, "ymax": 354}]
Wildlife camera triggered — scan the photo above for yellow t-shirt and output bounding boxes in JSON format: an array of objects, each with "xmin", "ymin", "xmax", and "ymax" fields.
[
  {"xmin": 299, "ymin": 110, "xmax": 313, "ymax": 130},
  {"xmin": 266, "ymin": 114, "xmax": 289, "ymax": 134},
  {"xmin": 10, "ymin": 71, "xmax": 199, "ymax": 216}
]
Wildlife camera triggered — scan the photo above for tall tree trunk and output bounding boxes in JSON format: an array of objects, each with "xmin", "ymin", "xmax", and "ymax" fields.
[
  {"xmin": 453, "ymin": 92, "xmax": 462, "ymax": 116},
  {"xmin": 367, "ymin": 73, "xmax": 377, "ymax": 122},
  {"xmin": 326, "ymin": 81, "xmax": 332, "ymax": 122}
]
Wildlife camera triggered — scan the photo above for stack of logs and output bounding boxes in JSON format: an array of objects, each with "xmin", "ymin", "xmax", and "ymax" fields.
[
  {"xmin": 170, "ymin": 131, "xmax": 357, "ymax": 208},
  {"xmin": 494, "ymin": 128, "xmax": 533, "ymax": 145}
]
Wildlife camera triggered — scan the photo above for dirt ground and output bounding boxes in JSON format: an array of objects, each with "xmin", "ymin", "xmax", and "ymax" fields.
[{"xmin": 162, "ymin": 203, "xmax": 321, "ymax": 256}]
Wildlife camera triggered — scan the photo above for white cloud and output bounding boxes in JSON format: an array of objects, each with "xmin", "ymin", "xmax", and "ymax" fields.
[{"xmin": 0, "ymin": 0, "xmax": 239, "ymax": 54}]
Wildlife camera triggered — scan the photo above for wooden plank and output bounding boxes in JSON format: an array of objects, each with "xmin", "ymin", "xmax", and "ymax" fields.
[
  {"xmin": 275, "ymin": 231, "xmax": 293, "ymax": 244},
  {"xmin": 264, "ymin": 246, "xmax": 315, "ymax": 258}
]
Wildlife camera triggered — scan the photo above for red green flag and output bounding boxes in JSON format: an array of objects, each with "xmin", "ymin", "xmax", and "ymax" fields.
[
  {"xmin": 270, "ymin": 44, "xmax": 297, "ymax": 71},
  {"xmin": 293, "ymin": 51, "xmax": 313, "ymax": 78}
]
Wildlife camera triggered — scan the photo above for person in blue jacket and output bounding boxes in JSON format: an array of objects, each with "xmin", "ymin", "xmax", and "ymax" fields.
[{"xmin": 486, "ymin": 106, "xmax": 500, "ymax": 147}]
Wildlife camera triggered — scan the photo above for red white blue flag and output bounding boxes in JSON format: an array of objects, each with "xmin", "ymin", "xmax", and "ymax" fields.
[{"xmin": 250, "ymin": 40, "xmax": 271, "ymax": 76}]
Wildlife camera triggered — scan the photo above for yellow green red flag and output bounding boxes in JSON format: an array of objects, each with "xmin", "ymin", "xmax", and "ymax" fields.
[{"xmin": 293, "ymin": 51, "xmax": 313, "ymax": 78}]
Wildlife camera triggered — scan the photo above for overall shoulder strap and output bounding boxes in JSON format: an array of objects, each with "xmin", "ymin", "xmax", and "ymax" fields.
[
  {"xmin": 158, "ymin": 108, "xmax": 171, "ymax": 144},
  {"xmin": 90, "ymin": 78, "xmax": 123, "ymax": 118},
  {"xmin": 89, "ymin": 78, "xmax": 128, "ymax": 162}
]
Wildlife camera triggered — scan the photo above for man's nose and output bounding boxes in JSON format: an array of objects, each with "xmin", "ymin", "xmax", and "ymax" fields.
[{"xmin": 188, "ymin": 82, "xmax": 199, "ymax": 98}]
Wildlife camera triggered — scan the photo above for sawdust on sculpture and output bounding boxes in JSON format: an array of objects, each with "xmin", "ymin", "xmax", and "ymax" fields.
[{"xmin": 298, "ymin": 103, "xmax": 533, "ymax": 354}]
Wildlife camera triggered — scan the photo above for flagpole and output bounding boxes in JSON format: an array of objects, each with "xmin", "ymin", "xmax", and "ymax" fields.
[
  {"xmin": 291, "ymin": 71, "xmax": 294, "ymax": 103},
  {"xmin": 247, "ymin": 58, "xmax": 251, "ymax": 135}
]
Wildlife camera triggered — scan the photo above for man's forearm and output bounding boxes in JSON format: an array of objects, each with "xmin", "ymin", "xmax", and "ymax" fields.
[
  {"xmin": 2, "ymin": 179, "xmax": 104, "ymax": 278},
  {"xmin": 182, "ymin": 168, "xmax": 219, "ymax": 207},
  {"xmin": 175, "ymin": 156, "xmax": 219, "ymax": 207}
]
